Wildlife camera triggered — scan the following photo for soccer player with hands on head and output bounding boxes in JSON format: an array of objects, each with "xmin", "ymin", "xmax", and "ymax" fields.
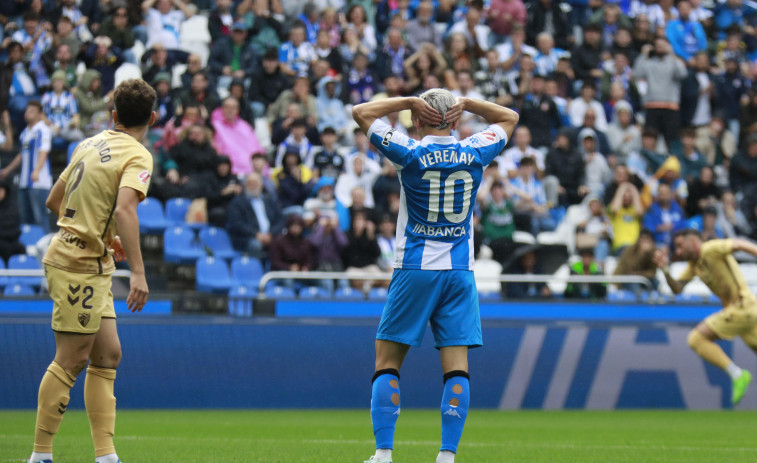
[
  {"xmin": 654, "ymin": 230, "xmax": 757, "ymax": 405},
  {"xmin": 353, "ymin": 91, "xmax": 518, "ymax": 463}
]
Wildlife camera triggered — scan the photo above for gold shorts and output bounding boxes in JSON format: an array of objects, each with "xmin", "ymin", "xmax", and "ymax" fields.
[
  {"xmin": 705, "ymin": 298, "xmax": 757, "ymax": 344},
  {"xmin": 45, "ymin": 264, "xmax": 115, "ymax": 334}
]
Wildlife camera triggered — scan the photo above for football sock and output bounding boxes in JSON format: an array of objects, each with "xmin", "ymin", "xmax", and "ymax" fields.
[
  {"xmin": 436, "ymin": 450, "xmax": 456, "ymax": 463},
  {"xmin": 687, "ymin": 330, "xmax": 731, "ymax": 370},
  {"xmin": 29, "ymin": 451, "xmax": 53, "ymax": 463},
  {"xmin": 94, "ymin": 453, "xmax": 120, "ymax": 463},
  {"xmin": 85, "ymin": 366, "xmax": 117, "ymax": 457},
  {"xmin": 374, "ymin": 448, "xmax": 393, "ymax": 460},
  {"xmin": 34, "ymin": 361, "xmax": 76, "ymax": 453},
  {"xmin": 440, "ymin": 371, "xmax": 470, "ymax": 454},
  {"xmin": 726, "ymin": 362, "xmax": 744, "ymax": 380},
  {"xmin": 371, "ymin": 369, "xmax": 401, "ymax": 452}
]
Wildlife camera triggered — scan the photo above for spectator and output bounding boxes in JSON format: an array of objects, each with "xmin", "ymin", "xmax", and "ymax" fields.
[
  {"xmin": 630, "ymin": 127, "xmax": 666, "ymax": 182},
  {"xmin": 404, "ymin": 44, "xmax": 447, "ymax": 96},
  {"xmin": 158, "ymin": 103, "xmax": 202, "ymax": 154},
  {"xmin": 376, "ymin": 214, "xmax": 396, "ymax": 272},
  {"xmin": 303, "ymin": 176, "xmax": 349, "ymax": 230},
  {"xmin": 269, "ymin": 214, "xmax": 315, "ymax": 279},
  {"xmin": 533, "ymin": 32, "xmax": 566, "ymax": 76},
  {"xmin": 717, "ymin": 58, "xmax": 749, "ymax": 145},
  {"xmin": 448, "ymin": 1, "xmax": 490, "ymax": 53},
  {"xmin": 273, "ymin": 149, "xmax": 313, "ymax": 212},
  {"xmin": 729, "ymin": 133, "xmax": 757, "ymax": 195},
  {"xmin": 504, "ymin": 247, "xmax": 552, "ymax": 298},
  {"xmin": 576, "ymin": 197, "xmax": 613, "ymax": 264},
  {"xmin": 228, "ymin": 78, "xmax": 255, "ymax": 125},
  {"xmin": 275, "ymin": 118, "xmax": 314, "ymax": 168},
  {"xmin": 345, "ymin": 4, "xmax": 377, "ymax": 56},
  {"xmin": 319, "ymin": 6, "xmax": 342, "ymax": 49},
  {"xmin": 571, "ymin": 23, "xmax": 604, "ymax": 88},
  {"xmin": 606, "ymin": 101, "xmax": 640, "ymax": 164},
  {"xmin": 250, "ymin": 48, "xmax": 290, "ymax": 119},
  {"xmin": 142, "ymin": 43, "xmax": 186, "ymax": 89},
  {"xmin": 316, "ymin": 74, "xmax": 347, "ymax": 136},
  {"xmin": 206, "ymin": 155, "xmax": 242, "ymax": 227},
  {"xmin": 42, "ymin": 43, "xmax": 78, "ymax": 90},
  {"xmin": 49, "ymin": 16, "xmax": 82, "ymax": 60},
  {"xmin": 177, "ymin": 71, "xmax": 221, "ymax": 120},
  {"xmin": 564, "ymin": 247, "xmax": 607, "ymax": 300},
  {"xmin": 53, "ymin": 0, "xmax": 101, "ymax": 40},
  {"xmin": 580, "ymin": 128, "xmax": 612, "ymax": 197},
  {"xmin": 342, "ymin": 210, "xmax": 382, "ymax": 289},
  {"xmin": 374, "ymin": 27, "xmax": 410, "ymax": 81},
  {"xmin": 271, "ymin": 102, "xmax": 319, "ymax": 147},
  {"xmin": 519, "ymin": 74, "xmax": 561, "ymax": 149},
  {"xmin": 475, "ymin": 49, "xmax": 513, "ymax": 108},
  {"xmin": 372, "ymin": 162, "xmax": 400, "ymax": 217},
  {"xmin": 309, "ymin": 213, "xmax": 349, "ymax": 289},
  {"xmin": 679, "ymin": 52, "xmax": 715, "ymax": 129},
  {"xmin": 312, "ymin": 127, "xmax": 345, "ymax": 180},
  {"xmin": 314, "ymin": 28, "xmax": 343, "ymax": 73},
  {"xmin": 267, "ymin": 75, "xmax": 319, "ymax": 129},
  {"xmin": 665, "ymin": 0, "xmax": 707, "ymax": 62},
  {"xmin": 41, "ymin": 70, "xmax": 82, "ymax": 144},
  {"xmin": 569, "ymin": 83, "xmax": 608, "ymax": 132},
  {"xmin": 608, "ymin": 26, "xmax": 638, "ymax": 65},
  {"xmin": 335, "ymin": 156, "xmax": 380, "ymax": 208},
  {"xmin": 589, "ymin": 2, "xmax": 633, "ymax": 48},
  {"xmin": 717, "ymin": 190, "xmax": 751, "ymax": 238},
  {"xmin": 633, "ymin": 36, "xmax": 687, "ymax": 147},
  {"xmin": 479, "ymin": 179, "xmax": 516, "ymax": 264},
  {"xmin": 526, "ymin": 0, "xmax": 571, "ymax": 50},
  {"xmin": 179, "ymin": 54, "xmax": 209, "ymax": 91},
  {"xmin": 152, "ymin": 72, "xmax": 175, "ymax": 130},
  {"xmin": 496, "ymin": 126, "xmax": 543, "ymax": 179},
  {"xmin": 573, "ymin": 108, "xmax": 612, "ymax": 156},
  {"xmin": 209, "ymin": 21, "xmax": 259, "ymax": 89},
  {"xmin": 0, "ymin": 178, "xmax": 25, "ymax": 263},
  {"xmin": 510, "ymin": 156, "xmax": 555, "ymax": 236},
  {"xmin": 211, "ymin": 97, "xmax": 265, "ymax": 176},
  {"xmin": 100, "ymin": 5, "xmax": 136, "ymax": 63},
  {"xmin": 345, "ymin": 51, "xmax": 377, "ymax": 105},
  {"xmin": 141, "ymin": 0, "xmax": 194, "ymax": 50},
  {"xmin": 600, "ymin": 52, "xmax": 639, "ymax": 107},
  {"xmin": 208, "ymin": 0, "xmax": 234, "ymax": 43},
  {"xmin": 643, "ymin": 182, "xmax": 685, "ymax": 246},
  {"xmin": 675, "ymin": 127, "xmax": 709, "ymax": 182},
  {"xmin": 251, "ymin": 152, "xmax": 276, "ymax": 199},
  {"xmin": 240, "ymin": 0, "xmax": 285, "ymax": 56},
  {"xmin": 279, "ymin": 21, "xmax": 316, "ymax": 77},
  {"xmin": 13, "ymin": 12, "xmax": 53, "ymax": 91},
  {"xmin": 227, "ymin": 172, "xmax": 284, "ymax": 257},
  {"xmin": 75, "ymin": 69, "xmax": 112, "ymax": 137},
  {"xmin": 405, "ymin": 0, "xmax": 441, "ymax": 52},
  {"xmin": 4, "ymin": 41, "xmax": 38, "ymax": 130},
  {"xmin": 696, "ymin": 117, "xmax": 737, "ymax": 172},
  {"xmin": 714, "ymin": 0, "xmax": 756, "ymax": 39},
  {"xmin": 609, "ymin": 181, "xmax": 644, "ymax": 253},
  {"xmin": 496, "ymin": 24, "xmax": 535, "ymax": 73},
  {"xmin": 163, "ymin": 124, "xmax": 218, "ymax": 199},
  {"xmin": 449, "ymin": 70, "xmax": 486, "ymax": 128},
  {"xmin": 544, "ymin": 127, "xmax": 589, "ymax": 206},
  {"xmin": 641, "ymin": 155, "xmax": 689, "ymax": 209},
  {"xmin": 0, "ymin": 101, "xmax": 51, "ymax": 232},
  {"xmin": 613, "ymin": 228, "xmax": 658, "ymax": 294},
  {"xmin": 488, "ymin": 0, "xmax": 527, "ymax": 45},
  {"xmin": 443, "ymin": 32, "xmax": 481, "ymax": 83},
  {"xmin": 687, "ymin": 205, "xmax": 724, "ymax": 240}
]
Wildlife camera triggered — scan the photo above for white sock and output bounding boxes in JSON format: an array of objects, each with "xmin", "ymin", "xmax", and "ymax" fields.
[
  {"xmin": 29, "ymin": 452, "xmax": 53, "ymax": 463},
  {"xmin": 95, "ymin": 453, "xmax": 119, "ymax": 463},
  {"xmin": 726, "ymin": 362, "xmax": 743, "ymax": 380},
  {"xmin": 436, "ymin": 450, "xmax": 455, "ymax": 463},
  {"xmin": 375, "ymin": 448, "xmax": 392, "ymax": 460}
]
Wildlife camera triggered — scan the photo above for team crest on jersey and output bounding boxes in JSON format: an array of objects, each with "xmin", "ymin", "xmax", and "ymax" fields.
[
  {"xmin": 382, "ymin": 129, "xmax": 395, "ymax": 146},
  {"xmin": 78, "ymin": 312, "xmax": 90, "ymax": 327},
  {"xmin": 138, "ymin": 170, "xmax": 151, "ymax": 184}
]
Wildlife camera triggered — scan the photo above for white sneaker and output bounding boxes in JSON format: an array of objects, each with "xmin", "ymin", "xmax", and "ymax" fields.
[{"xmin": 364, "ymin": 456, "xmax": 392, "ymax": 463}]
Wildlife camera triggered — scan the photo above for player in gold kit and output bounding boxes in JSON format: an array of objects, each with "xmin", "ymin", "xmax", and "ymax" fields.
[
  {"xmin": 655, "ymin": 229, "xmax": 757, "ymax": 406},
  {"xmin": 28, "ymin": 79, "xmax": 156, "ymax": 463}
]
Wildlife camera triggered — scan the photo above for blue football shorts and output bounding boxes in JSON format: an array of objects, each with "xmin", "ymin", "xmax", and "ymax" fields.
[{"xmin": 376, "ymin": 268, "xmax": 482, "ymax": 348}]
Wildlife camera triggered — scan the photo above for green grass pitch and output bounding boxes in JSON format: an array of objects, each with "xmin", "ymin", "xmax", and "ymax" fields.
[{"xmin": 2, "ymin": 409, "xmax": 757, "ymax": 462}]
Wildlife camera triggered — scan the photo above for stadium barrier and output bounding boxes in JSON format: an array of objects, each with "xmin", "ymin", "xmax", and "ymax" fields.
[{"xmin": 3, "ymin": 315, "xmax": 757, "ymax": 410}]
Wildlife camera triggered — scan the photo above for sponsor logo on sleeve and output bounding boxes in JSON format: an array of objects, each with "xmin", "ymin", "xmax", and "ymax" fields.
[{"xmin": 138, "ymin": 170, "xmax": 151, "ymax": 184}]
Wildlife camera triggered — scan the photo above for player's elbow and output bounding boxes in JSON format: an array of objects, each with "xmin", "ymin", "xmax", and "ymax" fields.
[{"xmin": 114, "ymin": 204, "xmax": 137, "ymax": 225}]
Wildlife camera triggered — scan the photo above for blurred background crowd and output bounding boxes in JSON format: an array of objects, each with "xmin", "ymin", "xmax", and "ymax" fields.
[{"xmin": 1, "ymin": 0, "xmax": 756, "ymax": 299}]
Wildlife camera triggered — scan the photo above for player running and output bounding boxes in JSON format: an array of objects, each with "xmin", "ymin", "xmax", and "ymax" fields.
[
  {"xmin": 353, "ymin": 90, "xmax": 518, "ymax": 463},
  {"xmin": 654, "ymin": 229, "xmax": 757, "ymax": 406},
  {"xmin": 28, "ymin": 79, "xmax": 155, "ymax": 463}
]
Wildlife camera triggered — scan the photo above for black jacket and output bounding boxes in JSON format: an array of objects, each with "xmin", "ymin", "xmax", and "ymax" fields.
[
  {"xmin": 526, "ymin": 1, "xmax": 571, "ymax": 49},
  {"xmin": 208, "ymin": 37, "xmax": 259, "ymax": 78},
  {"xmin": 571, "ymin": 43, "xmax": 603, "ymax": 83},
  {"xmin": 226, "ymin": 192, "xmax": 284, "ymax": 251}
]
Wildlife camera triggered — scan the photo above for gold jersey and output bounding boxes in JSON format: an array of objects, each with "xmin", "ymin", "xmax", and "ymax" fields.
[
  {"xmin": 43, "ymin": 130, "xmax": 153, "ymax": 274},
  {"xmin": 679, "ymin": 239, "xmax": 756, "ymax": 307}
]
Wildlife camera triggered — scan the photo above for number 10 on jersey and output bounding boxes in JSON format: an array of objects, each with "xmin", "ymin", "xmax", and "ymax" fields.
[{"xmin": 422, "ymin": 170, "xmax": 473, "ymax": 224}]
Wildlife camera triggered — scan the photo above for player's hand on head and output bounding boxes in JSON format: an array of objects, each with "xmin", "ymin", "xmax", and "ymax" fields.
[
  {"xmin": 411, "ymin": 97, "xmax": 443, "ymax": 126},
  {"xmin": 445, "ymin": 100, "xmax": 464, "ymax": 126},
  {"xmin": 111, "ymin": 235, "xmax": 126, "ymax": 262},
  {"xmin": 127, "ymin": 272, "xmax": 149, "ymax": 312}
]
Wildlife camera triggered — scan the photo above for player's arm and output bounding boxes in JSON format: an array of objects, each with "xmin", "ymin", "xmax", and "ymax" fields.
[
  {"xmin": 732, "ymin": 238, "xmax": 757, "ymax": 258},
  {"xmin": 45, "ymin": 178, "xmax": 66, "ymax": 215},
  {"xmin": 114, "ymin": 186, "xmax": 149, "ymax": 312},
  {"xmin": 352, "ymin": 97, "xmax": 442, "ymax": 134},
  {"xmin": 445, "ymin": 97, "xmax": 520, "ymax": 140},
  {"xmin": 653, "ymin": 248, "xmax": 688, "ymax": 294}
]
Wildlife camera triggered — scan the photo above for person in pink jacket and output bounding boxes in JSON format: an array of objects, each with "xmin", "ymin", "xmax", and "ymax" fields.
[{"xmin": 211, "ymin": 96, "xmax": 265, "ymax": 175}]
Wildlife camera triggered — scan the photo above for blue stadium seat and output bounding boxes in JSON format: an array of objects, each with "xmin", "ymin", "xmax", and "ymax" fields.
[
  {"xmin": 478, "ymin": 291, "xmax": 501, "ymax": 302},
  {"xmin": 674, "ymin": 293, "xmax": 704, "ymax": 303},
  {"xmin": 368, "ymin": 287, "xmax": 389, "ymax": 300},
  {"xmin": 67, "ymin": 141, "xmax": 80, "ymax": 163},
  {"xmin": 265, "ymin": 285, "xmax": 296, "ymax": 299},
  {"xmin": 164, "ymin": 197, "xmax": 193, "ymax": 227},
  {"xmin": 298, "ymin": 286, "xmax": 331, "ymax": 299},
  {"xmin": 4, "ymin": 284, "xmax": 36, "ymax": 296},
  {"xmin": 19, "ymin": 224, "xmax": 45, "ymax": 246},
  {"xmin": 137, "ymin": 197, "xmax": 170, "ymax": 234},
  {"xmin": 195, "ymin": 256, "xmax": 233, "ymax": 293},
  {"xmin": 707, "ymin": 294, "xmax": 720, "ymax": 304},
  {"xmin": 228, "ymin": 285, "xmax": 258, "ymax": 316},
  {"xmin": 8, "ymin": 254, "xmax": 42, "ymax": 288},
  {"xmin": 163, "ymin": 226, "xmax": 205, "ymax": 263},
  {"xmin": 607, "ymin": 290, "xmax": 637, "ymax": 302},
  {"xmin": 334, "ymin": 287, "xmax": 362, "ymax": 299},
  {"xmin": 0, "ymin": 258, "xmax": 8, "ymax": 289},
  {"xmin": 231, "ymin": 256, "xmax": 264, "ymax": 288},
  {"xmin": 199, "ymin": 227, "xmax": 239, "ymax": 260}
]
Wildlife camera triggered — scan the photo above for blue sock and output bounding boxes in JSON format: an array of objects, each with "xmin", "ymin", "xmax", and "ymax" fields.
[
  {"xmin": 440, "ymin": 371, "xmax": 470, "ymax": 453},
  {"xmin": 371, "ymin": 369, "xmax": 401, "ymax": 450}
]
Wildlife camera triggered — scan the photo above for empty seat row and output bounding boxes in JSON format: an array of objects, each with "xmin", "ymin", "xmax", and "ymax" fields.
[
  {"xmin": 138, "ymin": 197, "xmax": 206, "ymax": 234},
  {"xmin": 165, "ymin": 225, "xmax": 240, "ymax": 263},
  {"xmin": 0, "ymin": 254, "xmax": 43, "ymax": 289}
]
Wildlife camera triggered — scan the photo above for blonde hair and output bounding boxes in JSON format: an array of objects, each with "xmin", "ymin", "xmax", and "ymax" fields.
[{"xmin": 418, "ymin": 88, "xmax": 455, "ymax": 130}]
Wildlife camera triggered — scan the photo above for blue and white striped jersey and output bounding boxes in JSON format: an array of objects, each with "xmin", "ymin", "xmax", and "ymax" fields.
[
  {"xmin": 368, "ymin": 119, "xmax": 508, "ymax": 270},
  {"xmin": 41, "ymin": 90, "xmax": 78, "ymax": 131},
  {"xmin": 19, "ymin": 120, "xmax": 52, "ymax": 190}
]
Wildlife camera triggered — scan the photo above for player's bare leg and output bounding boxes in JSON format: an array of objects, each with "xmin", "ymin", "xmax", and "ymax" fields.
[
  {"xmin": 437, "ymin": 346, "xmax": 470, "ymax": 463},
  {"xmin": 366, "ymin": 340, "xmax": 410, "ymax": 463},
  {"xmin": 688, "ymin": 322, "xmax": 751, "ymax": 404},
  {"xmin": 86, "ymin": 318, "xmax": 122, "ymax": 463},
  {"xmin": 30, "ymin": 332, "xmax": 96, "ymax": 463}
]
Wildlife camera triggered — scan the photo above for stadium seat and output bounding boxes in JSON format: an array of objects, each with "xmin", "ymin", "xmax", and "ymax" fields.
[
  {"xmin": 164, "ymin": 197, "xmax": 191, "ymax": 227},
  {"xmin": 67, "ymin": 141, "xmax": 80, "ymax": 163},
  {"xmin": 478, "ymin": 291, "xmax": 501, "ymax": 302},
  {"xmin": 298, "ymin": 286, "xmax": 331, "ymax": 299},
  {"xmin": 230, "ymin": 256, "xmax": 264, "ymax": 288},
  {"xmin": 513, "ymin": 230, "xmax": 536, "ymax": 244},
  {"xmin": 179, "ymin": 15, "xmax": 211, "ymax": 65},
  {"xmin": 228, "ymin": 285, "xmax": 258, "ymax": 316},
  {"xmin": 607, "ymin": 290, "xmax": 637, "ymax": 302},
  {"xmin": 265, "ymin": 285, "xmax": 296, "ymax": 299},
  {"xmin": 0, "ymin": 258, "xmax": 8, "ymax": 289},
  {"xmin": 195, "ymin": 256, "xmax": 233, "ymax": 293},
  {"xmin": 19, "ymin": 224, "xmax": 45, "ymax": 246},
  {"xmin": 114, "ymin": 62, "xmax": 142, "ymax": 87},
  {"xmin": 3, "ymin": 284, "xmax": 36, "ymax": 296},
  {"xmin": 368, "ymin": 287, "xmax": 389, "ymax": 300},
  {"xmin": 137, "ymin": 197, "xmax": 170, "ymax": 234},
  {"xmin": 8, "ymin": 254, "xmax": 42, "ymax": 288},
  {"xmin": 199, "ymin": 227, "xmax": 239, "ymax": 260},
  {"xmin": 163, "ymin": 226, "xmax": 205, "ymax": 263},
  {"xmin": 674, "ymin": 293, "xmax": 704, "ymax": 303},
  {"xmin": 334, "ymin": 287, "xmax": 362, "ymax": 299}
]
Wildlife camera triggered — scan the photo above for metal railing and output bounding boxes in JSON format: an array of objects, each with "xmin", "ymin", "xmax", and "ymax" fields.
[{"xmin": 0, "ymin": 269, "xmax": 132, "ymax": 278}]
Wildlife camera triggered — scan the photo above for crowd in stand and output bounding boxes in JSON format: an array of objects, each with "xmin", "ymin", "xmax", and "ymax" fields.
[{"xmin": 1, "ymin": 0, "xmax": 757, "ymax": 298}]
